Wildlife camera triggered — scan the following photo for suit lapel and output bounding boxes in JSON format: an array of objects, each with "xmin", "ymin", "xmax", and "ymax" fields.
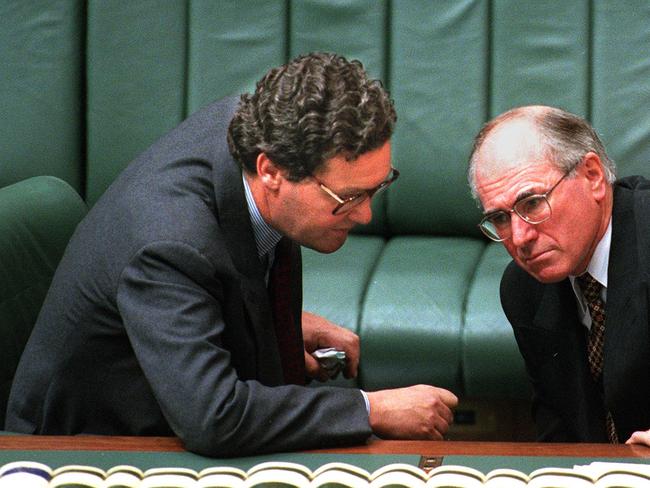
[
  {"xmin": 531, "ymin": 279, "xmax": 590, "ymax": 391},
  {"xmin": 531, "ymin": 281, "xmax": 589, "ymax": 378},
  {"xmin": 531, "ymin": 281, "xmax": 607, "ymax": 440},
  {"xmin": 605, "ymin": 186, "xmax": 638, "ymax": 383},
  {"xmin": 210, "ymin": 100, "xmax": 284, "ymax": 384},
  {"xmin": 211, "ymin": 104, "xmax": 263, "ymax": 282},
  {"xmin": 602, "ymin": 183, "xmax": 649, "ymax": 437},
  {"xmin": 533, "ymin": 280, "xmax": 577, "ymax": 331}
]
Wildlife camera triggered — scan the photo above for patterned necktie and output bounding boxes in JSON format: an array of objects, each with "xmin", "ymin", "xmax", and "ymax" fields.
[
  {"xmin": 576, "ymin": 273, "xmax": 618, "ymax": 443},
  {"xmin": 268, "ymin": 238, "xmax": 306, "ymax": 385}
]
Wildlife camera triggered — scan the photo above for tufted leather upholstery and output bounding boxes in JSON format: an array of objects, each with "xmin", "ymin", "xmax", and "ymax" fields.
[{"xmin": 2, "ymin": 0, "xmax": 650, "ymax": 438}]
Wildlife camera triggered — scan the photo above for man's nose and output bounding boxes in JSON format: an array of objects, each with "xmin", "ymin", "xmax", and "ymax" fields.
[
  {"xmin": 510, "ymin": 214, "xmax": 537, "ymax": 247},
  {"xmin": 347, "ymin": 198, "xmax": 373, "ymax": 226}
]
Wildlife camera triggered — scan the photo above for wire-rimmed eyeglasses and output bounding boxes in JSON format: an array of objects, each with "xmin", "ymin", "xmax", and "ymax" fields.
[
  {"xmin": 315, "ymin": 167, "xmax": 400, "ymax": 215},
  {"xmin": 478, "ymin": 172, "xmax": 569, "ymax": 242}
]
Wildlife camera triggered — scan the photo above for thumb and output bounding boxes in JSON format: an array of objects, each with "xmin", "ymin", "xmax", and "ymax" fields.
[
  {"xmin": 435, "ymin": 387, "xmax": 459, "ymax": 408},
  {"xmin": 304, "ymin": 351, "xmax": 323, "ymax": 380}
]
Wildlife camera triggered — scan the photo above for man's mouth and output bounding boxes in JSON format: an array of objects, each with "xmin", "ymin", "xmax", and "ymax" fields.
[{"xmin": 522, "ymin": 249, "xmax": 552, "ymax": 264}]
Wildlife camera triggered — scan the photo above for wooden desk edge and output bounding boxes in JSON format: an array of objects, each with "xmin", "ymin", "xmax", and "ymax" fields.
[
  {"xmin": 313, "ymin": 439, "xmax": 650, "ymax": 458},
  {"xmin": 0, "ymin": 436, "xmax": 184, "ymax": 452},
  {"xmin": 1, "ymin": 436, "xmax": 649, "ymax": 458}
]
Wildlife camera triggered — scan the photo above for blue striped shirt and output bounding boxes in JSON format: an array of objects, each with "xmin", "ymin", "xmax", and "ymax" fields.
[
  {"xmin": 241, "ymin": 172, "xmax": 370, "ymax": 415},
  {"xmin": 242, "ymin": 173, "xmax": 283, "ymax": 268}
]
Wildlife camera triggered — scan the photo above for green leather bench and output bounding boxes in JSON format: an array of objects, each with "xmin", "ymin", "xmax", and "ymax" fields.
[
  {"xmin": 0, "ymin": 177, "xmax": 87, "ymax": 428},
  {"xmin": 3, "ymin": 0, "xmax": 650, "ymax": 439}
]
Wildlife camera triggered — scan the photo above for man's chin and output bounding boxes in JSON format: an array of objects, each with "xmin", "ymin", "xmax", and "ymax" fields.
[
  {"xmin": 307, "ymin": 235, "xmax": 348, "ymax": 254},
  {"xmin": 517, "ymin": 252, "xmax": 566, "ymax": 283},
  {"xmin": 526, "ymin": 265, "xmax": 569, "ymax": 284}
]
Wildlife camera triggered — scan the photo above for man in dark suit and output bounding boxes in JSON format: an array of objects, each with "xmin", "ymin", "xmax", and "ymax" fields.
[
  {"xmin": 6, "ymin": 52, "xmax": 458, "ymax": 456},
  {"xmin": 467, "ymin": 105, "xmax": 650, "ymax": 446}
]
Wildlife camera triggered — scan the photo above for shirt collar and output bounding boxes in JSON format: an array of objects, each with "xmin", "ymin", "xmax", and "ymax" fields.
[
  {"xmin": 570, "ymin": 217, "xmax": 612, "ymax": 288},
  {"xmin": 242, "ymin": 172, "xmax": 283, "ymax": 259},
  {"xmin": 569, "ymin": 218, "xmax": 612, "ymax": 328}
]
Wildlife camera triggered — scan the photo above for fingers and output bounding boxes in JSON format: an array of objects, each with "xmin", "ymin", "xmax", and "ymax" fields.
[
  {"xmin": 625, "ymin": 429, "xmax": 650, "ymax": 447},
  {"xmin": 429, "ymin": 388, "xmax": 458, "ymax": 434},
  {"xmin": 436, "ymin": 387, "xmax": 459, "ymax": 409},
  {"xmin": 435, "ymin": 401, "xmax": 454, "ymax": 428},
  {"xmin": 366, "ymin": 385, "xmax": 458, "ymax": 440},
  {"xmin": 343, "ymin": 348, "xmax": 359, "ymax": 378},
  {"xmin": 430, "ymin": 391, "xmax": 456, "ymax": 438},
  {"xmin": 303, "ymin": 350, "xmax": 319, "ymax": 377},
  {"xmin": 301, "ymin": 311, "xmax": 360, "ymax": 380},
  {"xmin": 428, "ymin": 408, "xmax": 452, "ymax": 440},
  {"xmin": 303, "ymin": 351, "xmax": 328, "ymax": 382},
  {"xmin": 325, "ymin": 327, "xmax": 360, "ymax": 374}
]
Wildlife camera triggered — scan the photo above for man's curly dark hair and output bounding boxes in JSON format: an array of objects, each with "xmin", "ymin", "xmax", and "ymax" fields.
[{"xmin": 227, "ymin": 52, "xmax": 396, "ymax": 181}]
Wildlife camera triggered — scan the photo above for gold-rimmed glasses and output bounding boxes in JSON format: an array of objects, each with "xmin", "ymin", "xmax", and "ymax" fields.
[
  {"xmin": 315, "ymin": 167, "xmax": 400, "ymax": 215},
  {"xmin": 479, "ymin": 172, "xmax": 569, "ymax": 242}
]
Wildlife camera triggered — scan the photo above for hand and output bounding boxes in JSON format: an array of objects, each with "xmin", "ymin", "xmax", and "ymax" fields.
[
  {"xmin": 301, "ymin": 311, "xmax": 360, "ymax": 381},
  {"xmin": 366, "ymin": 385, "xmax": 458, "ymax": 440},
  {"xmin": 625, "ymin": 428, "xmax": 650, "ymax": 447}
]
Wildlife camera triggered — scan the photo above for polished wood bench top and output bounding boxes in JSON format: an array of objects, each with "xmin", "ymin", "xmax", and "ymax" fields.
[{"xmin": 1, "ymin": 436, "xmax": 648, "ymax": 458}]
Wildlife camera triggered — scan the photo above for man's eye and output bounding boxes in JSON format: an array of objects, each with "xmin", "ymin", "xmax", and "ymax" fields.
[
  {"xmin": 489, "ymin": 212, "xmax": 510, "ymax": 227},
  {"xmin": 342, "ymin": 192, "xmax": 365, "ymax": 202},
  {"xmin": 520, "ymin": 196, "xmax": 544, "ymax": 214}
]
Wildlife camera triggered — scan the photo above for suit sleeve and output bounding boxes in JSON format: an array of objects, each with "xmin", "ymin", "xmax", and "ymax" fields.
[{"xmin": 116, "ymin": 240, "xmax": 371, "ymax": 456}]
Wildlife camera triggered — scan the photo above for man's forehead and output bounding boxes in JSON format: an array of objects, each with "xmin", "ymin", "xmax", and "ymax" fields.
[
  {"xmin": 320, "ymin": 141, "xmax": 392, "ymax": 182},
  {"xmin": 477, "ymin": 119, "xmax": 545, "ymax": 171},
  {"xmin": 476, "ymin": 159, "xmax": 562, "ymax": 213}
]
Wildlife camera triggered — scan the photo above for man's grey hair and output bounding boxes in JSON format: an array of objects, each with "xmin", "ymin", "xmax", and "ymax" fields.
[{"xmin": 467, "ymin": 105, "xmax": 616, "ymax": 200}]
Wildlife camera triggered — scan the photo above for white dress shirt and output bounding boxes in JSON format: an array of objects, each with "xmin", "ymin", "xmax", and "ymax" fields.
[{"xmin": 569, "ymin": 219, "xmax": 612, "ymax": 331}]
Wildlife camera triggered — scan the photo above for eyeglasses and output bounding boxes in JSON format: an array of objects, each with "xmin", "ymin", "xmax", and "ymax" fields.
[
  {"xmin": 315, "ymin": 167, "xmax": 400, "ymax": 215},
  {"xmin": 478, "ymin": 172, "xmax": 569, "ymax": 242}
]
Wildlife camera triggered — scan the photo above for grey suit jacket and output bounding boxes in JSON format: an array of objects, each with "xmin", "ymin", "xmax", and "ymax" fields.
[
  {"xmin": 5, "ymin": 97, "xmax": 371, "ymax": 456},
  {"xmin": 500, "ymin": 176, "xmax": 650, "ymax": 442}
]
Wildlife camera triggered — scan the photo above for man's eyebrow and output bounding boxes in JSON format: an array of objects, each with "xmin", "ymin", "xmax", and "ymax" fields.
[
  {"xmin": 340, "ymin": 171, "xmax": 394, "ymax": 194},
  {"xmin": 482, "ymin": 188, "xmax": 539, "ymax": 215},
  {"xmin": 334, "ymin": 183, "xmax": 364, "ymax": 195},
  {"xmin": 514, "ymin": 189, "xmax": 537, "ymax": 203},
  {"xmin": 482, "ymin": 208, "xmax": 507, "ymax": 217}
]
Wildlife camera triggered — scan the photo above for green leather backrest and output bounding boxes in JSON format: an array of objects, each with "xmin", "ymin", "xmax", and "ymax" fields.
[
  {"xmin": 2, "ymin": 1, "xmax": 650, "ymax": 404},
  {"xmin": 0, "ymin": 176, "xmax": 87, "ymax": 426},
  {"xmin": 3, "ymin": 0, "xmax": 650, "ymax": 235},
  {"xmin": 0, "ymin": 1, "xmax": 83, "ymax": 191},
  {"xmin": 388, "ymin": 0, "xmax": 650, "ymax": 236},
  {"xmin": 83, "ymin": 0, "xmax": 393, "ymax": 233}
]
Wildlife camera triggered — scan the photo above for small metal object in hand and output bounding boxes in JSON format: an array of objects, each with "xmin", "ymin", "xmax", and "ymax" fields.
[{"xmin": 312, "ymin": 348, "xmax": 346, "ymax": 378}]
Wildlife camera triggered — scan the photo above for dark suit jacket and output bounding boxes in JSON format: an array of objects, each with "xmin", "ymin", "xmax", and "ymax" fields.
[
  {"xmin": 5, "ymin": 97, "xmax": 371, "ymax": 456},
  {"xmin": 500, "ymin": 176, "xmax": 650, "ymax": 442}
]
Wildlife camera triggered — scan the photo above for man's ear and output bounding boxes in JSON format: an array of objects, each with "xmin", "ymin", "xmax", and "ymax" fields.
[
  {"xmin": 256, "ymin": 153, "xmax": 283, "ymax": 190},
  {"xmin": 580, "ymin": 152, "xmax": 608, "ymax": 201}
]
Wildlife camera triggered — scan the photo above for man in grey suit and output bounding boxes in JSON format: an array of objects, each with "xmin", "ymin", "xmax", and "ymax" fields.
[
  {"xmin": 468, "ymin": 105, "xmax": 650, "ymax": 446},
  {"xmin": 6, "ymin": 52, "xmax": 458, "ymax": 456}
]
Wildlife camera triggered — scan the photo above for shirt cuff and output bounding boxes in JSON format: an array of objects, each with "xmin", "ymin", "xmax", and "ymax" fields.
[{"xmin": 360, "ymin": 389, "xmax": 370, "ymax": 415}]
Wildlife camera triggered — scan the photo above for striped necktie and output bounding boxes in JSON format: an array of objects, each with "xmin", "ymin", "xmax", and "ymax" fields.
[{"xmin": 576, "ymin": 272, "xmax": 618, "ymax": 443}]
